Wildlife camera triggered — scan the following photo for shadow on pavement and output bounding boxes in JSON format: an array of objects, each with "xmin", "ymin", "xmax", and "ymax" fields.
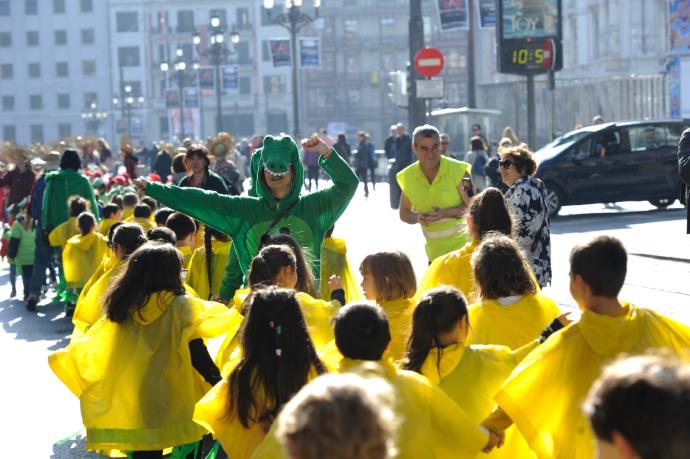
[
  {"xmin": 551, "ymin": 208, "xmax": 685, "ymax": 234},
  {"xmin": 0, "ymin": 290, "xmax": 72, "ymax": 350},
  {"xmin": 51, "ymin": 431, "xmax": 98, "ymax": 459}
]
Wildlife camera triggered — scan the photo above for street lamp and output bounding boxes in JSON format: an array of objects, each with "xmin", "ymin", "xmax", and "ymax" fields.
[
  {"xmin": 193, "ymin": 13, "xmax": 240, "ymax": 134},
  {"xmin": 263, "ymin": 0, "xmax": 320, "ymax": 138},
  {"xmin": 161, "ymin": 46, "xmax": 196, "ymax": 140},
  {"xmin": 113, "ymin": 86, "xmax": 145, "ymax": 139},
  {"xmin": 80, "ymin": 102, "xmax": 108, "ymax": 135}
]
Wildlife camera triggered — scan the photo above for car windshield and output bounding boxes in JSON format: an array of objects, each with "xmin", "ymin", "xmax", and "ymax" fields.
[{"xmin": 537, "ymin": 130, "xmax": 591, "ymax": 153}]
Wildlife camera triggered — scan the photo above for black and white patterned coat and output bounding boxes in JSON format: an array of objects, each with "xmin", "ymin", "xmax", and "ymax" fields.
[{"xmin": 505, "ymin": 175, "xmax": 552, "ymax": 286}]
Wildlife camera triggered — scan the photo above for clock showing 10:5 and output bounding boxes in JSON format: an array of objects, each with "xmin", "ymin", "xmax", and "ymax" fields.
[{"xmin": 512, "ymin": 48, "xmax": 544, "ymax": 65}]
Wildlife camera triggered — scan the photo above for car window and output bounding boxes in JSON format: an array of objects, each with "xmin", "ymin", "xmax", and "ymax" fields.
[
  {"xmin": 591, "ymin": 130, "xmax": 624, "ymax": 157},
  {"xmin": 627, "ymin": 126, "xmax": 667, "ymax": 151},
  {"xmin": 667, "ymin": 125, "xmax": 686, "ymax": 147},
  {"xmin": 570, "ymin": 138, "xmax": 593, "ymax": 160}
]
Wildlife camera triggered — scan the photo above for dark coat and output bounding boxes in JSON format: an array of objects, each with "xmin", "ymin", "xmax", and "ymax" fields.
[{"xmin": 677, "ymin": 128, "xmax": 690, "ymax": 233}]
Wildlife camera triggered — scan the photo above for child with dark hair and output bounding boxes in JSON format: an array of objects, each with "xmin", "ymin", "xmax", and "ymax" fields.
[
  {"xmin": 193, "ymin": 286, "xmax": 324, "ymax": 459},
  {"xmin": 61, "ymin": 212, "xmax": 108, "ymax": 314},
  {"xmin": 110, "ymin": 194, "xmax": 124, "ymax": 209},
  {"xmin": 132, "ymin": 204, "xmax": 154, "ymax": 232},
  {"xmin": 50, "ymin": 242, "xmax": 235, "ymax": 458},
  {"xmin": 403, "ymin": 287, "xmax": 566, "ymax": 458},
  {"xmin": 186, "ymin": 227, "xmax": 232, "ymax": 300},
  {"xmin": 359, "ymin": 251, "xmax": 417, "ymax": 361},
  {"xmin": 140, "ymin": 196, "xmax": 158, "ymax": 213},
  {"xmin": 121, "ymin": 192, "xmax": 138, "ymax": 221},
  {"xmin": 154, "ymin": 207, "xmax": 174, "ymax": 227},
  {"xmin": 72, "ymin": 223, "xmax": 148, "ymax": 339},
  {"xmin": 419, "ymin": 187, "xmax": 513, "ymax": 302},
  {"xmin": 48, "ymin": 196, "xmax": 89, "ymax": 248},
  {"xmin": 98, "ymin": 204, "xmax": 122, "ymax": 236},
  {"xmin": 332, "ymin": 302, "xmax": 497, "ymax": 458},
  {"xmin": 584, "ymin": 353, "xmax": 690, "ymax": 459},
  {"xmin": 165, "ymin": 212, "xmax": 197, "ymax": 267},
  {"xmin": 482, "ymin": 236, "xmax": 690, "ymax": 459},
  {"xmin": 466, "ymin": 233, "xmax": 560, "ymax": 349},
  {"xmin": 261, "ymin": 233, "xmax": 316, "ymax": 296},
  {"xmin": 147, "ymin": 226, "xmax": 177, "ymax": 245}
]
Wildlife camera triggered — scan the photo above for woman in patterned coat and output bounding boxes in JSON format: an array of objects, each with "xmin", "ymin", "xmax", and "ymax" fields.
[{"xmin": 498, "ymin": 144, "xmax": 552, "ymax": 287}]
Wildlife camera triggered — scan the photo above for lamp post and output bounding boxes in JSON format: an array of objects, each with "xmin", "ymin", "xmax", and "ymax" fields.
[
  {"xmin": 161, "ymin": 46, "xmax": 195, "ymax": 140},
  {"xmin": 263, "ymin": 0, "xmax": 321, "ymax": 138},
  {"xmin": 80, "ymin": 102, "xmax": 108, "ymax": 135},
  {"xmin": 194, "ymin": 14, "xmax": 240, "ymax": 134},
  {"xmin": 113, "ymin": 85, "xmax": 145, "ymax": 139}
]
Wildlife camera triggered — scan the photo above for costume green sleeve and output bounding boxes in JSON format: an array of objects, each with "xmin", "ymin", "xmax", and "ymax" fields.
[
  {"xmin": 146, "ymin": 182, "xmax": 252, "ymax": 235},
  {"xmin": 219, "ymin": 245, "xmax": 244, "ymax": 300}
]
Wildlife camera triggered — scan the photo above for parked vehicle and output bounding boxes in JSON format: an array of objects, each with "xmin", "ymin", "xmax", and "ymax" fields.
[{"xmin": 534, "ymin": 120, "xmax": 687, "ymax": 216}]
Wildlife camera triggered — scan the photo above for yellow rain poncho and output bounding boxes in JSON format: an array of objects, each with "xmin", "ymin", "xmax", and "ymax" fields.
[
  {"xmin": 186, "ymin": 239, "xmax": 232, "ymax": 300},
  {"xmin": 492, "ymin": 304, "xmax": 690, "ymax": 459},
  {"xmin": 466, "ymin": 294, "xmax": 560, "ymax": 349},
  {"xmin": 418, "ymin": 241, "xmax": 478, "ymax": 302},
  {"xmin": 71, "ymin": 260, "xmax": 125, "ymax": 341},
  {"xmin": 98, "ymin": 218, "xmax": 119, "ymax": 236},
  {"xmin": 421, "ymin": 343, "xmax": 537, "ymax": 458},
  {"xmin": 62, "ymin": 231, "xmax": 108, "ymax": 289},
  {"xmin": 319, "ymin": 237, "xmax": 362, "ymax": 303},
  {"xmin": 49, "ymin": 292, "xmax": 237, "ymax": 452},
  {"xmin": 179, "ymin": 245, "xmax": 193, "ymax": 268},
  {"xmin": 379, "ymin": 297, "xmax": 416, "ymax": 362},
  {"xmin": 49, "ymin": 217, "xmax": 78, "ymax": 247},
  {"xmin": 121, "ymin": 207, "xmax": 134, "ymax": 221},
  {"xmin": 194, "ymin": 367, "xmax": 321, "ymax": 459},
  {"xmin": 132, "ymin": 217, "xmax": 155, "ymax": 233}
]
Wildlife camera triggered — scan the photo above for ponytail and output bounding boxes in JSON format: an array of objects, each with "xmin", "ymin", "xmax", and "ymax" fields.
[
  {"xmin": 248, "ymin": 245, "xmax": 296, "ymax": 288},
  {"xmin": 77, "ymin": 212, "xmax": 96, "ymax": 236}
]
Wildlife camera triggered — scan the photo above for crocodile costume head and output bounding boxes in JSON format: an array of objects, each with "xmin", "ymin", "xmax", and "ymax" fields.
[{"xmin": 249, "ymin": 135, "xmax": 305, "ymax": 207}]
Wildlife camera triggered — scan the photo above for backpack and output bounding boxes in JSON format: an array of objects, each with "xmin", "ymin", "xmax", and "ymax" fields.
[{"xmin": 473, "ymin": 153, "xmax": 487, "ymax": 176}]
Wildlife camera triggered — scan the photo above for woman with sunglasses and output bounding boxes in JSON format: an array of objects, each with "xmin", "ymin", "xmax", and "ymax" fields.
[{"xmin": 499, "ymin": 144, "xmax": 552, "ymax": 287}]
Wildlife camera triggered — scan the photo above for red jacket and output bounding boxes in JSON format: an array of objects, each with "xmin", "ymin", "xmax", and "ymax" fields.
[{"xmin": 0, "ymin": 168, "xmax": 36, "ymax": 206}]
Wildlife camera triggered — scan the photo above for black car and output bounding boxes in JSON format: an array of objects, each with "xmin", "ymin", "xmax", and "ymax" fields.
[{"xmin": 534, "ymin": 120, "xmax": 687, "ymax": 216}]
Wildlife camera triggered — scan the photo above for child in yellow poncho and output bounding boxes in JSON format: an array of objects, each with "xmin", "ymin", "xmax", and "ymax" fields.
[
  {"xmin": 49, "ymin": 243, "xmax": 235, "ymax": 456},
  {"xmin": 193, "ymin": 286, "xmax": 326, "ymax": 459},
  {"xmin": 418, "ymin": 187, "xmax": 513, "ymax": 303},
  {"xmin": 466, "ymin": 235, "xmax": 560, "ymax": 349},
  {"xmin": 166, "ymin": 212, "xmax": 197, "ymax": 268},
  {"xmin": 61, "ymin": 212, "xmax": 108, "ymax": 312},
  {"xmin": 402, "ymin": 287, "xmax": 570, "ymax": 458},
  {"xmin": 186, "ymin": 227, "xmax": 232, "ymax": 300},
  {"xmin": 120, "ymin": 192, "xmax": 138, "ymax": 221},
  {"xmin": 48, "ymin": 196, "xmax": 89, "ymax": 247},
  {"xmin": 482, "ymin": 236, "xmax": 690, "ymax": 459},
  {"xmin": 98, "ymin": 204, "xmax": 122, "ymax": 236},
  {"xmin": 132, "ymin": 204, "xmax": 155, "ymax": 233},
  {"xmin": 360, "ymin": 251, "xmax": 417, "ymax": 362},
  {"xmin": 71, "ymin": 223, "xmax": 147, "ymax": 340},
  {"xmin": 319, "ymin": 226, "xmax": 362, "ymax": 303}
]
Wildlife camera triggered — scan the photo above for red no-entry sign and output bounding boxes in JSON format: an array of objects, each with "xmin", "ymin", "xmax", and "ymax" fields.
[{"xmin": 414, "ymin": 47, "xmax": 444, "ymax": 78}]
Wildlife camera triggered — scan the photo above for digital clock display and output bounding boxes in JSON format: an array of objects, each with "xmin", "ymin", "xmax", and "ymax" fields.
[{"xmin": 498, "ymin": 39, "xmax": 561, "ymax": 75}]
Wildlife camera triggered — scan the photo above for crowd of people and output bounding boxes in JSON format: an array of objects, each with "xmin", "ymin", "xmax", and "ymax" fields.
[{"xmin": 0, "ymin": 122, "xmax": 689, "ymax": 459}]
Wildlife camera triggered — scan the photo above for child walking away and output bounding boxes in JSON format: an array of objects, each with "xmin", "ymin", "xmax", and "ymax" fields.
[
  {"xmin": 165, "ymin": 212, "xmax": 197, "ymax": 268},
  {"xmin": 48, "ymin": 196, "xmax": 88, "ymax": 247},
  {"xmin": 419, "ymin": 187, "xmax": 513, "ymax": 303},
  {"xmin": 120, "ymin": 192, "xmax": 138, "ymax": 221},
  {"xmin": 359, "ymin": 251, "xmax": 417, "ymax": 362},
  {"xmin": 403, "ymin": 287, "xmax": 565, "ymax": 458},
  {"xmin": 49, "ymin": 243, "xmax": 234, "ymax": 458},
  {"xmin": 319, "ymin": 226, "xmax": 362, "ymax": 303},
  {"xmin": 466, "ymin": 234, "xmax": 560, "ymax": 349},
  {"xmin": 132, "ymin": 204, "xmax": 155, "ymax": 233},
  {"xmin": 186, "ymin": 227, "xmax": 232, "ymax": 300},
  {"xmin": 98, "ymin": 203, "xmax": 122, "ymax": 236},
  {"xmin": 61, "ymin": 212, "xmax": 108, "ymax": 315},
  {"xmin": 481, "ymin": 236, "xmax": 690, "ymax": 459},
  {"xmin": 193, "ymin": 286, "xmax": 325, "ymax": 459},
  {"xmin": 8, "ymin": 206, "xmax": 35, "ymax": 304}
]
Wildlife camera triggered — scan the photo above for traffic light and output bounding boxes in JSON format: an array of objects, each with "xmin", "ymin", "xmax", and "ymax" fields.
[{"xmin": 387, "ymin": 70, "xmax": 408, "ymax": 108}]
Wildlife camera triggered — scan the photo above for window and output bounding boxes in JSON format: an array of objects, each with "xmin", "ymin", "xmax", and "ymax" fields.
[
  {"xmin": 344, "ymin": 19, "xmax": 359, "ymax": 39},
  {"xmin": 0, "ymin": 32, "xmax": 11, "ymax": 47},
  {"xmin": 80, "ymin": 0, "xmax": 93, "ymax": 13},
  {"xmin": 240, "ymin": 76, "xmax": 250, "ymax": 95},
  {"xmin": 262, "ymin": 41, "xmax": 270, "ymax": 62},
  {"xmin": 236, "ymin": 8, "xmax": 250, "ymax": 30},
  {"xmin": 116, "ymin": 11, "xmax": 138, "ymax": 32},
  {"xmin": 27, "ymin": 31, "xmax": 39, "ymax": 47},
  {"xmin": 57, "ymin": 93, "xmax": 70, "ymax": 109},
  {"xmin": 379, "ymin": 17, "xmax": 395, "ymax": 37},
  {"xmin": 25, "ymin": 0, "xmax": 37, "ymax": 15},
  {"xmin": 30, "ymin": 95, "xmax": 43, "ymax": 110},
  {"xmin": 177, "ymin": 10, "xmax": 195, "ymax": 33},
  {"xmin": 122, "ymin": 81, "xmax": 142, "ymax": 97},
  {"xmin": 237, "ymin": 42, "xmax": 250, "ymax": 65},
  {"xmin": 571, "ymin": 138, "xmax": 593, "ymax": 160},
  {"xmin": 591, "ymin": 130, "xmax": 624, "ymax": 156},
  {"xmin": 55, "ymin": 30, "xmax": 67, "ymax": 45},
  {"xmin": 3, "ymin": 125, "xmax": 15, "ymax": 142},
  {"xmin": 118, "ymin": 46, "xmax": 140, "ymax": 67},
  {"xmin": 0, "ymin": 64, "xmax": 12, "ymax": 79},
  {"xmin": 28, "ymin": 63, "xmax": 41, "ymax": 78},
  {"xmin": 263, "ymin": 75, "xmax": 287, "ymax": 94},
  {"xmin": 83, "ymin": 92, "xmax": 97, "ymax": 108},
  {"xmin": 81, "ymin": 29, "xmax": 95, "ymax": 44},
  {"xmin": 2, "ymin": 95, "xmax": 14, "ymax": 111},
  {"xmin": 159, "ymin": 116, "xmax": 169, "ymax": 135},
  {"xmin": 30, "ymin": 125, "xmax": 43, "ymax": 143},
  {"xmin": 0, "ymin": 2, "xmax": 9, "ymax": 16},
  {"xmin": 210, "ymin": 9, "xmax": 227, "ymax": 28},
  {"xmin": 82, "ymin": 60, "xmax": 96, "ymax": 76},
  {"xmin": 58, "ymin": 123, "xmax": 71, "ymax": 138},
  {"xmin": 53, "ymin": 0, "xmax": 65, "ymax": 13},
  {"xmin": 56, "ymin": 62, "xmax": 69, "ymax": 77},
  {"xmin": 627, "ymin": 126, "xmax": 668, "ymax": 152}
]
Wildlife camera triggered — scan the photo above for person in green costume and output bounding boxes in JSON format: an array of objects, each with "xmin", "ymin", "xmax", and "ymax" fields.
[{"xmin": 134, "ymin": 134, "xmax": 359, "ymax": 301}]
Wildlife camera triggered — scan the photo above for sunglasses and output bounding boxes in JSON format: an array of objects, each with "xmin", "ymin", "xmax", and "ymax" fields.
[
  {"xmin": 441, "ymin": 141, "xmax": 449, "ymax": 145},
  {"xmin": 499, "ymin": 160, "xmax": 514, "ymax": 169}
]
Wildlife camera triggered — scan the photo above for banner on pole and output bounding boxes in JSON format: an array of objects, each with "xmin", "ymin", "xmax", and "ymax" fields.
[
  {"xmin": 479, "ymin": 0, "xmax": 496, "ymax": 28},
  {"xmin": 184, "ymin": 87, "xmax": 199, "ymax": 108},
  {"xmin": 198, "ymin": 67, "xmax": 215, "ymax": 90},
  {"xmin": 299, "ymin": 37, "xmax": 321, "ymax": 68},
  {"xmin": 437, "ymin": 0, "xmax": 468, "ymax": 31},
  {"xmin": 270, "ymin": 39, "xmax": 291, "ymax": 67},
  {"xmin": 222, "ymin": 66, "xmax": 238, "ymax": 90}
]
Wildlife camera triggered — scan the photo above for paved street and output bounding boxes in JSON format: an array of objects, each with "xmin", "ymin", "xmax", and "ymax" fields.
[{"xmin": 1, "ymin": 182, "xmax": 688, "ymax": 457}]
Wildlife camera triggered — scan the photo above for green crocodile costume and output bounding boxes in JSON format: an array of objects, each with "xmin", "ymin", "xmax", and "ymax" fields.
[{"xmin": 145, "ymin": 135, "xmax": 359, "ymax": 299}]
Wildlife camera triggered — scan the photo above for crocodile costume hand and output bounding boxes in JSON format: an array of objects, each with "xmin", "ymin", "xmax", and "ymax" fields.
[{"xmin": 145, "ymin": 135, "xmax": 359, "ymax": 299}]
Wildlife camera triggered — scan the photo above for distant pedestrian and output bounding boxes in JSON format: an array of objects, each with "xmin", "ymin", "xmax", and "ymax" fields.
[
  {"xmin": 121, "ymin": 144, "xmax": 139, "ymax": 179},
  {"xmin": 384, "ymin": 125, "xmax": 396, "ymax": 159},
  {"xmin": 97, "ymin": 138, "xmax": 113, "ymax": 171},
  {"xmin": 0, "ymin": 148, "xmax": 36, "ymax": 213},
  {"xmin": 472, "ymin": 123, "xmax": 492, "ymax": 156},
  {"xmin": 464, "ymin": 136, "xmax": 489, "ymax": 191},
  {"xmin": 355, "ymin": 132, "xmax": 371, "ymax": 197},
  {"xmin": 501, "ymin": 126, "xmax": 520, "ymax": 146},
  {"xmin": 365, "ymin": 133, "xmax": 377, "ymax": 190},
  {"xmin": 153, "ymin": 143, "xmax": 173, "ymax": 183},
  {"xmin": 333, "ymin": 133, "xmax": 351, "ymax": 165},
  {"xmin": 303, "ymin": 135, "xmax": 322, "ymax": 192},
  {"xmin": 440, "ymin": 133, "xmax": 452, "ymax": 157}
]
